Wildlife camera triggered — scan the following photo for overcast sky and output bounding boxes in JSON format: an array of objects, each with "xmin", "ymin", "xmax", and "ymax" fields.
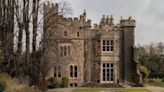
[{"xmin": 54, "ymin": 0, "xmax": 164, "ymax": 45}]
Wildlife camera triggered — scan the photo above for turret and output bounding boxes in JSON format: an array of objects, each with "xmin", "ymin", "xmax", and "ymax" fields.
[
  {"xmin": 120, "ymin": 17, "xmax": 135, "ymax": 27},
  {"xmin": 80, "ymin": 9, "xmax": 87, "ymax": 21},
  {"xmin": 119, "ymin": 16, "xmax": 136, "ymax": 83}
]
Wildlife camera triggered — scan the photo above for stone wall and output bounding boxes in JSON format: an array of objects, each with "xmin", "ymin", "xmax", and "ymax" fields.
[{"xmin": 43, "ymin": 3, "xmax": 139, "ymax": 86}]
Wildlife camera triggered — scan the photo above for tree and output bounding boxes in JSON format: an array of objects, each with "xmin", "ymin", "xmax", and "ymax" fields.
[
  {"xmin": 138, "ymin": 42, "xmax": 164, "ymax": 78},
  {"xmin": 0, "ymin": 0, "xmax": 72, "ymax": 91}
]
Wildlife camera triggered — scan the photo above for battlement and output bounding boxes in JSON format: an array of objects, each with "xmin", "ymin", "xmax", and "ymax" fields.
[
  {"xmin": 43, "ymin": 2, "xmax": 58, "ymax": 8},
  {"xmin": 120, "ymin": 17, "xmax": 136, "ymax": 27}
]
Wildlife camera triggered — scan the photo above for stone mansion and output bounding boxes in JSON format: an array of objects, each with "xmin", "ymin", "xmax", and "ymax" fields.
[{"xmin": 43, "ymin": 3, "xmax": 142, "ymax": 87}]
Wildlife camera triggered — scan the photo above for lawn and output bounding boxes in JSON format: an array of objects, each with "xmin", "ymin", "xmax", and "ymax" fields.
[{"xmin": 72, "ymin": 88, "xmax": 151, "ymax": 92}]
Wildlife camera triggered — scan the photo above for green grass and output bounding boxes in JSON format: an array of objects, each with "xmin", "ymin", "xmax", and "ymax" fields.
[{"xmin": 72, "ymin": 88, "xmax": 151, "ymax": 92}]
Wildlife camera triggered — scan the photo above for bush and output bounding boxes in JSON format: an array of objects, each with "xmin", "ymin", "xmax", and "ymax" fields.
[
  {"xmin": 47, "ymin": 77, "xmax": 61, "ymax": 88},
  {"xmin": 139, "ymin": 65, "xmax": 149, "ymax": 81},
  {"xmin": 162, "ymin": 78, "xmax": 164, "ymax": 82},
  {"xmin": 61, "ymin": 77, "xmax": 69, "ymax": 88},
  {"xmin": 0, "ymin": 80, "xmax": 6, "ymax": 92},
  {"xmin": 0, "ymin": 73, "xmax": 11, "ymax": 92}
]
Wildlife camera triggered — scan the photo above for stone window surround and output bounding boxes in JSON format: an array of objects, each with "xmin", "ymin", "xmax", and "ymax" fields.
[
  {"xmin": 69, "ymin": 64, "xmax": 78, "ymax": 79},
  {"xmin": 100, "ymin": 62, "xmax": 115, "ymax": 83},
  {"xmin": 54, "ymin": 65, "xmax": 62, "ymax": 78},
  {"xmin": 59, "ymin": 44, "xmax": 71, "ymax": 57},
  {"xmin": 101, "ymin": 39, "xmax": 114, "ymax": 53}
]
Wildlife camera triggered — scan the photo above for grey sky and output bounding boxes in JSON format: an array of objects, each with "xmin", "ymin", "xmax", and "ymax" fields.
[{"xmin": 54, "ymin": 0, "xmax": 164, "ymax": 45}]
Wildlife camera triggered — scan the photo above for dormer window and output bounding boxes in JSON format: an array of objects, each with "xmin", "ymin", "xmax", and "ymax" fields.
[
  {"xmin": 64, "ymin": 31, "xmax": 67, "ymax": 36},
  {"xmin": 77, "ymin": 32, "xmax": 80, "ymax": 37}
]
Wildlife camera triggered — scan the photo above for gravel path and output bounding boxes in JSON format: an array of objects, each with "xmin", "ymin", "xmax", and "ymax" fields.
[
  {"xmin": 146, "ymin": 85, "xmax": 164, "ymax": 92},
  {"xmin": 47, "ymin": 88, "xmax": 75, "ymax": 92},
  {"xmin": 47, "ymin": 86, "xmax": 164, "ymax": 92}
]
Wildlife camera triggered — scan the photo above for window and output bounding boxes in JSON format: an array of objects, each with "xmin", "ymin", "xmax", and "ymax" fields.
[
  {"xmin": 70, "ymin": 65, "xmax": 78, "ymax": 78},
  {"xmin": 102, "ymin": 40, "xmax": 114, "ymax": 52},
  {"xmin": 64, "ymin": 31, "xmax": 67, "ymax": 36},
  {"xmin": 64, "ymin": 46, "xmax": 67, "ymax": 56},
  {"xmin": 59, "ymin": 45, "xmax": 71, "ymax": 57},
  {"xmin": 68, "ymin": 46, "xmax": 70, "ymax": 56},
  {"xmin": 69, "ymin": 83, "xmax": 77, "ymax": 87},
  {"xmin": 102, "ymin": 63, "xmax": 114, "ymax": 82},
  {"xmin": 77, "ymin": 32, "xmax": 80, "ymax": 37},
  {"xmin": 60, "ymin": 46, "xmax": 63, "ymax": 57},
  {"xmin": 54, "ymin": 65, "xmax": 61, "ymax": 77}
]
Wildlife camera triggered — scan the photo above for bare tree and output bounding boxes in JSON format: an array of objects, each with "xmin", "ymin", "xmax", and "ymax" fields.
[{"xmin": 0, "ymin": 0, "xmax": 72, "ymax": 91}]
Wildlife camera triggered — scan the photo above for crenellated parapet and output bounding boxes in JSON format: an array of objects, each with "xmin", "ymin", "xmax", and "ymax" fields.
[
  {"xmin": 120, "ymin": 17, "xmax": 136, "ymax": 27},
  {"xmin": 43, "ymin": 2, "xmax": 58, "ymax": 15}
]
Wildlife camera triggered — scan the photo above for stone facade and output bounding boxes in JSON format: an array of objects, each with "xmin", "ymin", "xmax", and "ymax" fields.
[{"xmin": 43, "ymin": 3, "xmax": 141, "ymax": 87}]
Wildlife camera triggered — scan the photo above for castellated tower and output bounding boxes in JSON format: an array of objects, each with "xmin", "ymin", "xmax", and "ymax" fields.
[
  {"xmin": 43, "ymin": 3, "xmax": 141, "ymax": 87},
  {"xmin": 119, "ymin": 17, "xmax": 138, "ymax": 83}
]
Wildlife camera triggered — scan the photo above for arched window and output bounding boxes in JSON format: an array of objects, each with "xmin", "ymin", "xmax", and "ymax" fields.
[
  {"xmin": 74, "ymin": 66, "xmax": 77, "ymax": 77},
  {"xmin": 54, "ymin": 65, "xmax": 62, "ymax": 77},
  {"xmin": 54, "ymin": 66, "xmax": 57, "ymax": 77},
  {"xmin": 70, "ymin": 65, "xmax": 78, "ymax": 78},
  {"xmin": 70, "ymin": 65, "xmax": 73, "ymax": 77}
]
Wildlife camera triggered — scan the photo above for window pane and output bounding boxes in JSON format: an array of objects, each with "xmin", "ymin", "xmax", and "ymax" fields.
[
  {"xmin": 103, "ymin": 63, "xmax": 105, "ymax": 68},
  {"xmin": 111, "ymin": 40, "xmax": 114, "ymax": 45},
  {"xmin": 68, "ymin": 46, "xmax": 70, "ymax": 56},
  {"xmin": 54, "ymin": 66, "xmax": 57, "ymax": 77},
  {"xmin": 107, "ymin": 69, "xmax": 110, "ymax": 81},
  {"xmin": 70, "ymin": 83, "xmax": 73, "ymax": 87},
  {"xmin": 58, "ymin": 66, "xmax": 61, "ymax": 77},
  {"xmin": 74, "ymin": 66, "xmax": 77, "ymax": 77},
  {"xmin": 77, "ymin": 32, "xmax": 79, "ymax": 37},
  {"xmin": 64, "ymin": 31, "xmax": 67, "ymax": 36},
  {"xmin": 107, "ymin": 46, "xmax": 109, "ymax": 51},
  {"xmin": 70, "ymin": 66, "xmax": 73, "ymax": 77},
  {"xmin": 110, "ymin": 46, "xmax": 114, "ymax": 51},
  {"xmin": 64, "ymin": 46, "xmax": 67, "ymax": 56},
  {"xmin": 107, "ymin": 40, "xmax": 109, "ymax": 45},
  {"xmin": 107, "ymin": 63, "xmax": 109, "ymax": 68},
  {"xmin": 60, "ymin": 46, "xmax": 63, "ymax": 57},
  {"xmin": 74, "ymin": 83, "xmax": 77, "ymax": 87},
  {"xmin": 103, "ymin": 69, "xmax": 105, "ymax": 81},
  {"xmin": 103, "ymin": 40, "xmax": 105, "ymax": 45},
  {"xmin": 111, "ymin": 64, "xmax": 113, "ymax": 68},
  {"xmin": 103, "ymin": 46, "xmax": 106, "ymax": 51},
  {"xmin": 111, "ymin": 77, "xmax": 113, "ymax": 81}
]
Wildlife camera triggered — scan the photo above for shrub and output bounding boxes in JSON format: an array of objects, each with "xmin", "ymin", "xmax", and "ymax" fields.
[
  {"xmin": 61, "ymin": 77, "xmax": 69, "ymax": 88},
  {"xmin": 0, "ymin": 80, "xmax": 6, "ymax": 92},
  {"xmin": 47, "ymin": 77, "xmax": 61, "ymax": 88},
  {"xmin": 162, "ymin": 78, "xmax": 164, "ymax": 82},
  {"xmin": 139, "ymin": 65, "xmax": 149, "ymax": 81},
  {"xmin": 0, "ymin": 73, "xmax": 11, "ymax": 92}
]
